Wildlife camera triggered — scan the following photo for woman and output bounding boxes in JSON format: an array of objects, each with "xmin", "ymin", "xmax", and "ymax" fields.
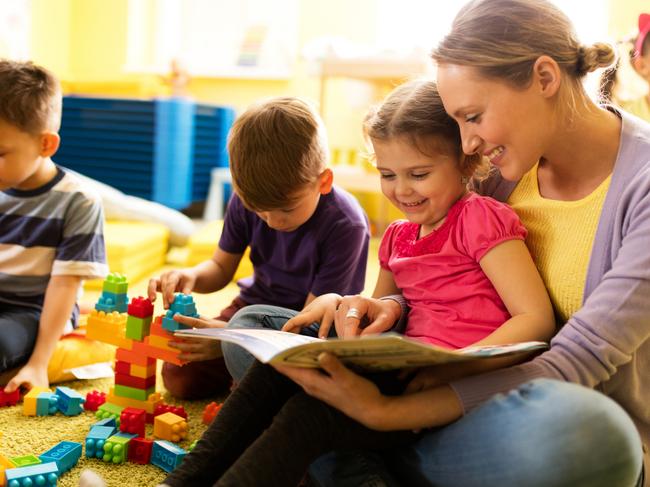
[{"xmin": 277, "ymin": 1, "xmax": 648, "ymax": 485}]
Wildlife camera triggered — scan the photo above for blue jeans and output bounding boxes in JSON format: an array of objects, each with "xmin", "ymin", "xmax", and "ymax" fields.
[
  {"xmin": 224, "ymin": 305, "xmax": 644, "ymax": 487},
  {"xmin": 223, "ymin": 304, "xmax": 331, "ymax": 382},
  {"xmin": 0, "ymin": 304, "xmax": 40, "ymax": 372}
]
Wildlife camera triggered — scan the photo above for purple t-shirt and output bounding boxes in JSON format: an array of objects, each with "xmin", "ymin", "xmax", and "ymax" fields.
[{"xmin": 218, "ymin": 186, "xmax": 370, "ymax": 310}]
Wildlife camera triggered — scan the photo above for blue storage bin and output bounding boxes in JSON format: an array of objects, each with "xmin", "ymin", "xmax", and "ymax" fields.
[{"xmin": 56, "ymin": 96, "xmax": 235, "ymax": 210}]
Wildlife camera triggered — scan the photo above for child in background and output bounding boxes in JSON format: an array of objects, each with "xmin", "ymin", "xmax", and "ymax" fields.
[
  {"xmin": 0, "ymin": 59, "xmax": 107, "ymax": 392},
  {"xmin": 157, "ymin": 80, "xmax": 554, "ymax": 487},
  {"xmin": 620, "ymin": 13, "xmax": 650, "ymax": 121},
  {"xmin": 149, "ymin": 97, "xmax": 370, "ymax": 399}
]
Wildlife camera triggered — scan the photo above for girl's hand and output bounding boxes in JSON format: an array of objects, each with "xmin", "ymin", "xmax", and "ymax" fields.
[
  {"xmin": 275, "ymin": 353, "xmax": 392, "ymax": 430},
  {"xmin": 167, "ymin": 315, "xmax": 228, "ymax": 362},
  {"xmin": 334, "ymin": 296, "xmax": 401, "ymax": 339},
  {"xmin": 147, "ymin": 269, "xmax": 198, "ymax": 309},
  {"xmin": 282, "ymin": 293, "xmax": 341, "ymax": 338},
  {"xmin": 4, "ymin": 363, "xmax": 49, "ymax": 393}
]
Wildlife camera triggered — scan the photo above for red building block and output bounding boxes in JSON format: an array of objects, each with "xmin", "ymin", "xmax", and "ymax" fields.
[
  {"xmin": 0, "ymin": 388, "xmax": 20, "ymax": 407},
  {"xmin": 84, "ymin": 390, "xmax": 107, "ymax": 412},
  {"xmin": 127, "ymin": 297, "xmax": 154, "ymax": 318},
  {"xmin": 115, "ymin": 373, "xmax": 156, "ymax": 390},
  {"xmin": 119, "ymin": 407, "xmax": 146, "ymax": 437},
  {"xmin": 127, "ymin": 437, "xmax": 153, "ymax": 464},
  {"xmin": 202, "ymin": 401, "xmax": 222, "ymax": 425},
  {"xmin": 154, "ymin": 404, "xmax": 187, "ymax": 420}
]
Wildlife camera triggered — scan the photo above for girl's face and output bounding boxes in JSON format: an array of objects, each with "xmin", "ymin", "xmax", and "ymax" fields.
[
  {"xmin": 373, "ymin": 136, "xmax": 466, "ymax": 236},
  {"xmin": 436, "ymin": 64, "xmax": 552, "ymax": 181}
]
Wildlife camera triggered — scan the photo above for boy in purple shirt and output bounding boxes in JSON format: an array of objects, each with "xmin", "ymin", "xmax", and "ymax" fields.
[{"xmin": 148, "ymin": 97, "xmax": 369, "ymax": 399}]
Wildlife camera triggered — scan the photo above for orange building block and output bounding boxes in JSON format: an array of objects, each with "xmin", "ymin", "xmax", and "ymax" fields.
[
  {"xmin": 0, "ymin": 453, "xmax": 16, "ymax": 486},
  {"xmin": 131, "ymin": 341, "xmax": 184, "ymax": 366},
  {"xmin": 86, "ymin": 310, "xmax": 133, "ymax": 349},
  {"xmin": 115, "ymin": 347, "xmax": 155, "ymax": 367},
  {"xmin": 149, "ymin": 315, "xmax": 173, "ymax": 338},
  {"xmin": 153, "ymin": 412, "xmax": 188, "ymax": 442},
  {"xmin": 106, "ymin": 388, "xmax": 162, "ymax": 416}
]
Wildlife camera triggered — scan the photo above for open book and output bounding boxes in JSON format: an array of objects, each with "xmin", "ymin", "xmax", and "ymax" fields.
[{"xmin": 174, "ymin": 328, "xmax": 548, "ymax": 371}]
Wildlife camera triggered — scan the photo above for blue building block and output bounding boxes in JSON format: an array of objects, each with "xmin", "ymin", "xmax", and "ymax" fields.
[
  {"xmin": 5, "ymin": 461, "xmax": 59, "ymax": 487},
  {"xmin": 86, "ymin": 426, "xmax": 117, "ymax": 459},
  {"xmin": 95, "ymin": 291, "xmax": 128, "ymax": 313},
  {"xmin": 39, "ymin": 441, "xmax": 82, "ymax": 474},
  {"xmin": 92, "ymin": 417, "xmax": 117, "ymax": 428},
  {"xmin": 55, "ymin": 386, "xmax": 85, "ymax": 416},
  {"xmin": 151, "ymin": 440, "xmax": 187, "ymax": 473},
  {"xmin": 36, "ymin": 392, "xmax": 58, "ymax": 416},
  {"xmin": 161, "ymin": 294, "xmax": 199, "ymax": 332}
]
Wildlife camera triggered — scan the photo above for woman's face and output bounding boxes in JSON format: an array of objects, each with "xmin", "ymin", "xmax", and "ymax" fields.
[{"xmin": 437, "ymin": 64, "xmax": 553, "ymax": 181}]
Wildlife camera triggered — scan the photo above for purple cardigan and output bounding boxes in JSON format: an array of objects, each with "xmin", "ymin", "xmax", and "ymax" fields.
[{"xmin": 450, "ymin": 109, "xmax": 650, "ymax": 473}]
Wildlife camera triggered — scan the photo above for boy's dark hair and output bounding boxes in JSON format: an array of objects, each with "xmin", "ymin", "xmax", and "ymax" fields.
[
  {"xmin": 364, "ymin": 79, "xmax": 487, "ymax": 179},
  {"xmin": 227, "ymin": 97, "xmax": 328, "ymax": 211},
  {"xmin": 0, "ymin": 59, "xmax": 62, "ymax": 134}
]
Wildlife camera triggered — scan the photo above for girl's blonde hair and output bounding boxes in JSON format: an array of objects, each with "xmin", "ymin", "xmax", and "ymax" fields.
[
  {"xmin": 432, "ymin": 0, "xmax": 616, "ymax": 112},
  {"xmin": 364, "ymin": 79, "xmax": 487, "ymax": 178}
]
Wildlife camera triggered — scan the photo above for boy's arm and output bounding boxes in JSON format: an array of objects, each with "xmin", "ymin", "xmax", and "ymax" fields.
[{"xmin": 5, "ymin": 275, "xmax": 81, "ymax": 392}]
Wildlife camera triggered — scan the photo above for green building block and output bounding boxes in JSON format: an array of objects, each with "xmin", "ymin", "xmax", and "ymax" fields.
[
  {"xmin": 102, "ymin": 272, "xmax": 128, "ymax": 294},
  {"xmin": 11, "ymin": 454, "xmax": 41, "ymax": 467},
  {"xmin": 126, "ymin": 314, "xmax": 152, "ymax": 341},
  {"xmin": 114, "ymin": 384, "xmax": 155, "ymax": 402}
]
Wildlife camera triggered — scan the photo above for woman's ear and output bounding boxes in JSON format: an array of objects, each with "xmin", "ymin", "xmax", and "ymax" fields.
[{"xmin": 533, "ymin": 55, "xmax": 562, "ymax": 98}]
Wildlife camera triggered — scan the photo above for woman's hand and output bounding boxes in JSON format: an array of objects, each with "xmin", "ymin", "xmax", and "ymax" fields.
[
  {"xmin": 275, "ymin": 353, "xmax": 392, "ymax": 430},
  {"xmin": 282, "ymin": 293, "xmax": 341, "ymax": 338},
  {"xmin": 167, "ymin": 314, "xmax": 228, "ymax": 362},
  {"xmin": 334, "ymin": 296, "xmax": 402, "ymax": 339}
]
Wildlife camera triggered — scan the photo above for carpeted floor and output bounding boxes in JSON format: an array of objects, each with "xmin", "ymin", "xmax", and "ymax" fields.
[{"xmin": 0, "ymin": 238, "xmax": 381, "ymax": 486}]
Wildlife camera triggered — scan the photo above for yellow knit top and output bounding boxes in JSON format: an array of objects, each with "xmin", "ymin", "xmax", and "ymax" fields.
[{"xmin": 507, "ymin": 164, "xmax": 611, "ymax": 323}]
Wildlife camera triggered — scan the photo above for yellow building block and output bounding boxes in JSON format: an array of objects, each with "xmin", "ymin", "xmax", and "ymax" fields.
[
  {"xmin": 106, "ymin": 388, "xmax": 162, "ymax": 415},
  {"xmin": 186, "ymin": 220, "xmax": 252, "ymax": 280},
  {"xmin": 86, "ymin": 310, "xmax": 133, "ymax": 349},
  {"xmin": 130, "ymin": 362, "xmax": 156, "ymax": 379},
  {"xmin": 153, "ymin": 412, "xmax": 188, "ymax": 443},
  {"xmin": 85, "ymin": 221, "xmax": 169, "ymax": 290},
  {"xmin": 23, "ymin": 387, "xmax": 52, "ymax": 416}
]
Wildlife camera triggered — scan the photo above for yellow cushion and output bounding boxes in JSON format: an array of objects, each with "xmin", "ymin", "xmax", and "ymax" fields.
[{"xmin": 47, "ymin": 332, "xmax": 115, "ymax": 384}]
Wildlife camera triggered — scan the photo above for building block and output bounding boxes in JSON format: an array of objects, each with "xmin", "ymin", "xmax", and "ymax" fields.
[
  {"xmin": 0, "ymin": 454, "xmax": 16, "ymax": 486},
  {"xmin": 39, "ymin": 441, "xmax": 82, "ymax": 474},
  {"xmin": 127, "ymin": 296, "xmax": 154, "ymax": 319},
  {"xmin": 127, "ymin": 437, "xmax": 153, "ymax": 464},
  {"xmin": 0, "ymin": 389, "xmax": 20, "ymax": 407},
  {"xmin": 202, "ymin": 401, "xmax": 222, "ymax": 425},
  {"xmin": 5, "ymin": 462, "xmax": 58, "ymax": 487},
  {"xmin": 102, "ymin": 432, "xmax": 137, "ymax": 464},
  {"xmin": 146, "ymin": 333, "xmax": 178, "ymax": 351},
  {"xmin": 161, "ymin": 313, "xmax": 189, "ymax": 333},
  {"xmin": 119, "ymin": 407, "xmax": 146, "ymax": 437},
  {"xmin": 84, "ymin": 390, "xmax": 107, "ymax": 411},
  {"xmin": 106, "ymin": 389, "xmax": 162, "ymax": 419},
  {"xmin": 95, "ymin": 291, "xmax": 128, "ymax": 313},
  {"xmin": 188, "ymin": 439, "xmax": 198, "ymax": 452},
  {"xmin": 149, "ymin": 315, "xmax": 173, "ymax": 338},
  {"xmin": 154, "ymin": 404, "xmax": 187, "ymax": 420},
  {"xmin": 96, "ymin": 402, "xmax": 124, "ymax": 426},
  {"xmin": 128, "ymin": 362, "xmax": 157, "ymax": 379},
  {"xmin": 55, "ymin": 386, "xmax": 85, "ymax": 416},
  {"xmin": 151, "ymin": 440, "xmax": 186, "ymax": 473},
  {"xmin": 102, "ymin": 272, "xmax": 128, "ymax": 294},
  {"xmin": 131, "ymin": 340, "xmax": 183, "ymax": 366},
  {"xmin": 93, "ymin": 417, "xmax": 117, "ymax": 429},
  {"xmin": 86, "ymin": 310, "xmax": 132, "ymax": 349},
  {"xmin": 22, "ymin": 387, "xmax": 51, "ymax": 416},
  {"xmin": 114, "ymin": 384, "xmax": 155, "ymax": 402},
  {"xmin": 10, "ymin": 455, "xmax": 40, "ymax": 468},
  {"xmin": 115, "ymin": 347, "xmax": 153, "ymax": 367},
  {"xmin": 115, "ymin": 372, "xmax": 156, "ymax": 390},
  {"xmin": 35, "ymin": 392, "xmax": 58, "ymax": 416},
  {"xmin": 86, "ymin": 426, "xmax": 117, "ymax": 459},
  {"xmin": 169, "ymin": 294, "xmax": 198, "ymax": 316},
  {"xmin": 126, "ymin": 314, "xmax": 153, "ymax": 341},
  {"xmin": 153, "ymin": 412, "xmax": 188, "ymax": 442}
]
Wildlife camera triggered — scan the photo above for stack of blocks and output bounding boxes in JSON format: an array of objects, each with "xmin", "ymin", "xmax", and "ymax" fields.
[{"xmin": 83, "ymin": 273, "xmax": 195, "ymax": 471}]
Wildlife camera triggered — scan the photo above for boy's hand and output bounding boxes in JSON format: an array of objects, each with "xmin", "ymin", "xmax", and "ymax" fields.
[
  {"xmin": 4, "ymin": 363, "xmax": 49, "ymax": 393},
  {"xmin": 283, "ymin": 293, "xmax": 341, "ymax": 338},
  {"xmin": 147, "ymin": 269, "xmax": 197, "ymax": 309},
  {"xmin": 168, "ymin": 314, "xmax": 228, "ymax": 362}
]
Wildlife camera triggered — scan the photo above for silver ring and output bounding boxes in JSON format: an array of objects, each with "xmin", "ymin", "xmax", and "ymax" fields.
[{"xmin": 345, "ymin": 307, "xmax": 362, "ymax": 320}]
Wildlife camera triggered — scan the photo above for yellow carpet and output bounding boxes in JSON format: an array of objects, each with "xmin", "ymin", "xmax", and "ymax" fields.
[{"xmin": 0, "ymin": 238, "xmax": 381, "ymax": 486}]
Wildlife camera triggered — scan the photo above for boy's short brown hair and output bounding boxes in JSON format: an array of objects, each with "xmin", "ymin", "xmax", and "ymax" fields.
[
  {"xmin": 227, "ymin": 97, "xmax": 328, "ymax": 211},
  {"xmin": 0, "ymin": 59, "xmax": 62, "ymax": 134}
]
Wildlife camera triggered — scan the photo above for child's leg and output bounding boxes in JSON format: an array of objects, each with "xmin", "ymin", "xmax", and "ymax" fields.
[
  {"xmin": 216, "ymin": 391, "xmax": 418, "ymax": 487},
  {"xmin": 161, "ymin": 297, "xmax": 247, "ymax": 399},
  {"xmin": 163, "ymin": 360, "xmax": 302, "ymax": 487},
  {"xmin": 0, "ymin": 305, "xmax": 40, "ymax": 374},
  {"xmin": 223, "ymin": 304, "xmax": 327, "ymax": 382}
]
